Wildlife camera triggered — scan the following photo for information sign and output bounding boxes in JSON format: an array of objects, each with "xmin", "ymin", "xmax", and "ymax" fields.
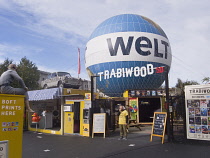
[
  {"xmin": 0, "ymin": 94, "xmax": 25, "ymax": 158},
  {"xmin": 185, "ymin": 85, "xmax": 210, "ymax": 140},
  {"xmin": 150, "ymin": 112, "xmax": 167, "ymax": 144},
  {"xmin": 92, "ymin": 113, "xmax": 106, "ymax": 138}
]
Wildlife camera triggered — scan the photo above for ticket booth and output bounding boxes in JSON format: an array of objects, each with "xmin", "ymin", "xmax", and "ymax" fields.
[
  {"xmin": 63, "ymin": 90, "xmax": 91, "ymax": 137},
  {"xmin": 64, "ymin": 100, "xmax": 85, "ymax": 135},
  {"xmin": 63, "ymin": 99, "xmax": 92, "ymax": 137},
  {"xmin": 0, "ymin": 94, "xmax": 25, "ymax": 158}
]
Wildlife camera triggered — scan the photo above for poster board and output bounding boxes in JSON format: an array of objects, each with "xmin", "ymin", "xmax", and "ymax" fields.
[
  {"xmin": 92, "ymin": 113, "xmax": 106, "ymax": 138},
  {"xmin": 150, "ymin": 112, "xmax": 167, "ymax": 144},
  {"xmin": 185, "ymin": 85, "xmax": 210, "ymax": 140}
]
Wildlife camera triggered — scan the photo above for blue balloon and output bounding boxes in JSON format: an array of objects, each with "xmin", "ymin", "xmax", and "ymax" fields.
[{"xmin": 86, "ymin": 14, "xmax": 172, "ymax": 97}]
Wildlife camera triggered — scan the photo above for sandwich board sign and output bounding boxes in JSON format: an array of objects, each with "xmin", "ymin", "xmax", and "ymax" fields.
[
  {"xmin": 92, "ymin": 113, "xmax": 106, "ymax": 138},
  {"xmin": 150, "ymin": 112, "xmax": 167, "ymax": 144}
]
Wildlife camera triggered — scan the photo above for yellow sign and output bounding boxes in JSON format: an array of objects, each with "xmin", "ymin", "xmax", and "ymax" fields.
[
  {"xmin": 63, "ymin": 88, "xmax": 90, "ymax": 96},
  {"xmin": 85, "ymin": 93, "xmax": 99, "ymax": 100},
  {"xmin": 0, "ymin": 94, "xmax": 25, "ymax": 158},
  {"xmin": 85, "ymin": 93, "xmax": 91, "ymax": 100},
  {"xmin": 83, "ymin": 124, "xmax": 89, "ymax": 137}
]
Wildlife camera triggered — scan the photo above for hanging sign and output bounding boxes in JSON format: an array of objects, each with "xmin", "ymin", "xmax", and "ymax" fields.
[
  {"xmin": 150, "ymin": 112, "xmax": 167, "ymax": 144},
  {"xmin": 92, "ymin": 113, "xmax": 106, "ymax": 138},
  {"xmin": 128, "ymin": 89, "xmax": 165, "ymax": 97}
]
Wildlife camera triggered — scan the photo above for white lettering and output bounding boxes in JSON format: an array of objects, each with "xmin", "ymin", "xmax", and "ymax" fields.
[
  {"xmin": 134, "ymin": 67, "xmax": 140, "ymax": 77},
  {"xmin": 98, "ymin": 72, "xmax": 103, "ymax": 81},
  {"xmin": 104, "ymin": 70, "xmax": 109, "ymax": 79},
  {"xmin": 116, "ymin": 68, "xmax": 122, "ymax": 78},
  {"xmin": 141, "ymin": 66, "xmax": 147, "ymax": 77},
  {"xmin": 2, "ymin": 100, "xmax": 16, "ymax": 104},
  {"xmin": 110, "ymin": 69, "xmax": 116, "ymax": 78},
  {"xmin": 1, "ymin": 111, "xmax": 16, "ymax": 115},
  {"xmin": 97, "ymin": 64, "xmax": 156, "ymax": 81},
  {"xmin": 122, "ymin": 68, "xmax": 125, "ymax": 77},
  {"xmin": 125, "ymin": 67, "xmax": 133, "ymax": 77},
  {"xmin": 147, "ymin": 64, "xmax": 154, "ymax": 75},
  {"xmin": 1, "ymin": 105, "xmax": 21, "ymax": 110}
]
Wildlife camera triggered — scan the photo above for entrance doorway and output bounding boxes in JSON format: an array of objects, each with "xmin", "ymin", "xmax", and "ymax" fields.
[
  {"xmin": 138, "ymin": 98, "xmax": 161, "ymax": 122},
  {"xmin": 73, "ymin": 102, "xmax": 80, "ymax": 133}
]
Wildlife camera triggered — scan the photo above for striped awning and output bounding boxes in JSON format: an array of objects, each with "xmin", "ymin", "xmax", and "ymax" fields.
[{"xmin": 28, "ymin": 88, "xmax": 61, "ymax": 101}]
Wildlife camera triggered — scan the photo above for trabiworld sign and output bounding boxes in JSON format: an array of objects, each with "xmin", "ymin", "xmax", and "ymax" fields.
[{"xmin": 185, "ymin": 85, "xmax": 210, "ymax": 140}]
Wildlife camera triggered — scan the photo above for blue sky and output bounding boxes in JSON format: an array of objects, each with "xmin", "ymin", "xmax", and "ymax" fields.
[{"xmin": 0, "ymin": 0, "xmax": 210, "ymax": 87}]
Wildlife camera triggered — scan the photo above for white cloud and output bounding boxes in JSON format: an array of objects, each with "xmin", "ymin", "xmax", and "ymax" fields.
[
  {"xmin": 37, "ymin": 63, "xmax": 90, "ymax": 80},
  {"xmin": 0, "ymin": 43, "xmax": 43, "ymax": 62},
  {"xmin": 0, "ymin": 0, "xmax": 209, "ymax": 86}
]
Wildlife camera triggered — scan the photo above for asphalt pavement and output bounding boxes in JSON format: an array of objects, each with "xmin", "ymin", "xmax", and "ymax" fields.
[{"xmin": 22, "ymin": 125, "xmax": 210, "ymax": 158}]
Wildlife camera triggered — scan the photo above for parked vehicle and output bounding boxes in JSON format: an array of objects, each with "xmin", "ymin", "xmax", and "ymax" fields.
[{"xmin": 41, "ymin": 72, "xmax": 81, "ymax": 89}]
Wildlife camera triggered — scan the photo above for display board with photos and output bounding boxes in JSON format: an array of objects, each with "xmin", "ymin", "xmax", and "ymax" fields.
[
  {"xmin": 128, "ymin": 89, "xmax": 165, "ymax": 97},
  {"xmin": 185, "ymin": 85, "xmax": 210, "ymax": 140}
]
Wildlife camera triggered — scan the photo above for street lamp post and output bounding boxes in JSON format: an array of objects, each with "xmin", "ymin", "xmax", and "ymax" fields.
[
  {"xmin": 165, "ymin": 66, "xmax": 171, "ymax": 142},
  {"xmin": 89, "ymin": 75, "xmax": 99, "ymax": 137}
]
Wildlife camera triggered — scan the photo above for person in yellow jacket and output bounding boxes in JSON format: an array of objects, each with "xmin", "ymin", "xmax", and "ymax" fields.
[{"xmin": 118, "ymin": 105, "xmax": 129, "ymax": 140}]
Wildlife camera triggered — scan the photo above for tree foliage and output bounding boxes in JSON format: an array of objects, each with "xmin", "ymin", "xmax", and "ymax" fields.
[
  {"xmin": 175, "ymin": 78, "xmax": 199, "ymax": 95},
  {"xmin": 0, "ymin": 58, "xmax": 13, "ymax": 75},
  {"xmin": 0, "ymin": 57, "xmax": 40, "ymax": 90},
  {"xmin": 173, "ymin": 78, "xmax": 199, "ymax": 119},
  {"xmin": 202, "ymin": 77, "xmax": 210, "ymax": 84}
]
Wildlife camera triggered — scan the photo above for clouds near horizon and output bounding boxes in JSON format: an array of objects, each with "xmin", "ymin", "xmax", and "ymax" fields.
[{"xmin": 0, "ymin": 0, "xmax": 209, "ymax": 86}]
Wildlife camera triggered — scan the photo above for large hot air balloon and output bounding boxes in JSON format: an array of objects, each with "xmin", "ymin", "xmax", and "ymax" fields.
[{"xmin": 85, "ymin": 14, "xmax": 172, "ymax": 97}]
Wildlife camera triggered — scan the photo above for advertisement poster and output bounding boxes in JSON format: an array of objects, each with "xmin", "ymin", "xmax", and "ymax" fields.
[
  {"xmin": 185, "ymin": 85, "xmax": 210, "ymax": 140},
  {"xmin": 129, "ymin": 98, "xmax": 138, "ymax": 120},
  {"xmin": 128, "ymin": 90, "xmax": 164, "ymax": 98},
  {"xmin": 0, "ymin": 94, "xmax": 25, "ymax": 158}
]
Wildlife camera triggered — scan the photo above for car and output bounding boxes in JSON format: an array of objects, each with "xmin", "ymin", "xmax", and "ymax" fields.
[{"xmin": 41, "ymin": 72, "xmax": 82, "ymax": 89}]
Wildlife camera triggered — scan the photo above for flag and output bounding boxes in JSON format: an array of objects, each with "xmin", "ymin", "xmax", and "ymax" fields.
[{"xmin": 78, "ymin": 48, "xmax": 81, "ymax": 75}]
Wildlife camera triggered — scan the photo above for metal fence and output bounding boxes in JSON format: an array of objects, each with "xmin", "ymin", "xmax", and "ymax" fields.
[
  {"xmin": 169, "ymin": 96, "xmax": 187, "ymax": 142},
  {"xmin": 169, "ymin": 96, "xmax": 210, "ymax": 145}
]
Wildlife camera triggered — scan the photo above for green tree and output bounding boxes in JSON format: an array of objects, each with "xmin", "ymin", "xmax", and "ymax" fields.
[
  {"xmin": 0, "ymin": 57, "xmax": 40, "ymax": 90},
  {"xmin": 175, "ymin": 78, "xmax": 199, "ymax": 95},
  {"xmin": 173, "ymin": 78, "xmax": 199, "ymax": 120},
  {"xmin": 0, "ymin": 58, "xmax": 13, "ymax": 75},
  {"xmin": 17, "ymin": 57, "xmax": 40, "ymax": 90},
  {"xmin": 202, "ymin": 77, "xmax": 210, "ymax": 84}
]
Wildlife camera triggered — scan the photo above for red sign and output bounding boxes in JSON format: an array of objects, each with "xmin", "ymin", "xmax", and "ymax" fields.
[{"xmin": 156, "ymin": 67, "xmax": 164, "ymax": 73}]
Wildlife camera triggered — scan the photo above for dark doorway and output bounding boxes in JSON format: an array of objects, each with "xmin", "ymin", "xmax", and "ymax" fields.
[
  {"xmin": 73, "ymin": 102, "xmax": 80, "ymax": 133},
  {"xmin": 139, "ymin": 98, "xmax": 161, "ymax": 122}
]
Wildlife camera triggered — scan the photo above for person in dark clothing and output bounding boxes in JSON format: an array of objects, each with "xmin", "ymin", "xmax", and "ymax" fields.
[{"xmin": 0, "ymin": 64, "xmax": 34, "ymax": 112}]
